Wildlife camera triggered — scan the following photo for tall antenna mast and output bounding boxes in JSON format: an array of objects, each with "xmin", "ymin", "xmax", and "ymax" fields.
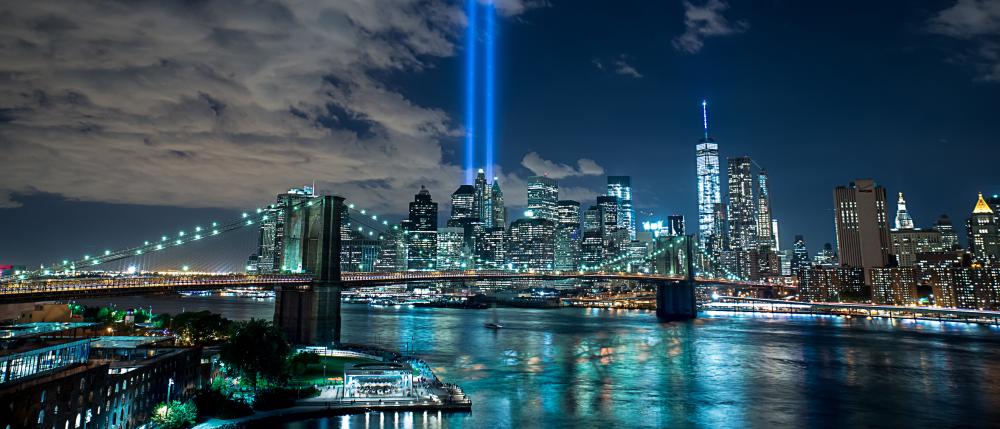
[{"xmin": 702, "ymin": 99, "xmax": 709, "ymax": 139}]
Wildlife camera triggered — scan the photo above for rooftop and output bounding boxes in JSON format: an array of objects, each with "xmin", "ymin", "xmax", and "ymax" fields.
[
  {"xmin": 0, "ymin": 322, "xmax": 97, "ymax": 340},
  {"xmin": 91, "ymin": 336, "xmax": 173, "ymax": 349}
]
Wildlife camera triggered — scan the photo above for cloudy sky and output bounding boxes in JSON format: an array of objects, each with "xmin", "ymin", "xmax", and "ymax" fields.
[{"xmin": 1, "ymin": 0, "xmax": 999, "ymax": 266}]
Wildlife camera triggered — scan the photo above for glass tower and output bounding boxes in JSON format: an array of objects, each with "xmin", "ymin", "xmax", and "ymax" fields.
[
  {"xmin": 607, "ymin": 176, "xmax": 636, "ymax": 240},
  {"xmin": 696, "ymin": 100, "xmax": 723, "ymax": 259}
]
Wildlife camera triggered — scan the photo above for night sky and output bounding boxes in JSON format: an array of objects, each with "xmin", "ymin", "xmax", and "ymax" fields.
[{"xmin": 1, "ymin": 0, "xmax": 999, "ymax": 268}]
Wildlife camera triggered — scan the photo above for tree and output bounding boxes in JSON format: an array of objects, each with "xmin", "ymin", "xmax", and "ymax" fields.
[
  {"xmin": 289, "ymin": 351, "xmax": 321, "ymax": 375},
  {"xmin": 219, "ymin": 319, "xmax": 291, "ymax": 392},
  {"xmin": 151, "ymin": 400, "xmax": 197, "ymax": 429},
  {"xmin": 172, "ymin": 311, "xmax": 231, "ymax": 345}
]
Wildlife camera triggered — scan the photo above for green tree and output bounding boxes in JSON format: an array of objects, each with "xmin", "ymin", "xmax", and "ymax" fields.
[
  {"xmin": 172, "ymin": 311, "xmax": 231, "ymax": 345},
  {"xmin": 289, "ymin": 351, "xmax": 321, "ymax": 375},
  {"xmin": 220, "ymin": 319, "xmax": 291, "ymax": 392},
  {"xmin": 151, "ymin": 400, "xmax": 197, "ymax": 429}
]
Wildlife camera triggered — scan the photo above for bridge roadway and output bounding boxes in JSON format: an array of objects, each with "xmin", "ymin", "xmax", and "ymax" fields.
[{"xmin": 0, "ymin": 272, "xmax": 774, "ymax": 302}]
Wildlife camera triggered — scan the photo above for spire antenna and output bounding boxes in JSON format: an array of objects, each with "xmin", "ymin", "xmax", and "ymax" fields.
[{"xmin": 702, "ymin": 99, "xmax": 709, "ymax": 139}]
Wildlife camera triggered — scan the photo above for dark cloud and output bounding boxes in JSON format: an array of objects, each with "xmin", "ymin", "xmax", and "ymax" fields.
[
  {"xmin": 671, "ymin": 0, "xmax": 747, "ymax": 54},
  {"xmin": 0, "ymin": 0, "xmax": 537, "ymax": 215},
  {"xmin": 928, "ymin": 0, "xmax": 1000, "ymax": 81}
]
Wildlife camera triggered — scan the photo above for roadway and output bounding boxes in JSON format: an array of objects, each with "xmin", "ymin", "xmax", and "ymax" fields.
[{"xmin": 0, "ymin": 271, "xmax": 777, "ymax": 302}]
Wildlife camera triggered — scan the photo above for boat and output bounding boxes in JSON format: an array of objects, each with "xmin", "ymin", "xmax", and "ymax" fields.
[{"xmin": 484, "ymin": 306, "xmax": 503, "ymax": 329}]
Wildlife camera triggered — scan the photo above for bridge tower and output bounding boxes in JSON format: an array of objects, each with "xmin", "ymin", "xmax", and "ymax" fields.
[
  {"xmin": 655, "ymin": 235, "xmax": 698, "ymax": 321},
  {"xmin": 274, "ymin": 195, "xmax": 346, "ymax": 346}
]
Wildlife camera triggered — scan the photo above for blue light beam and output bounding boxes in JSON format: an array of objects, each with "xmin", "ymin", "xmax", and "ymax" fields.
[
  {"xmin": 484, "ymin": 1, "xmax": 496, "ymax": 179},
  {"xmin": 464, "ymin": 0, "xmax": 478, "ymax": 184}
]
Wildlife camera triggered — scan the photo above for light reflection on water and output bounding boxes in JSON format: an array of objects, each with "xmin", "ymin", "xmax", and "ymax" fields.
[{"xmin": 77, "ymin": 295, "xmax": 1000, "ymax": 428}]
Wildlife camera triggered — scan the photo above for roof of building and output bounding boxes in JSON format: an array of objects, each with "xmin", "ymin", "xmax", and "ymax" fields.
[
  {"xmin": 974, "ymin": 193, "xmax": 994, "ymax": 214},
  {"xmin": 0, "ymin": 322, "xmax": 97, "ymax": 340},
  {"xmin": 91, "ymin": 336, "xmax": 173, "ymax": 349}
]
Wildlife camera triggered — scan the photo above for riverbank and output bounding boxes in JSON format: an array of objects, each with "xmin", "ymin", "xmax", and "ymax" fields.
[{"xmin": 194, "ymin": 400, "xmax": 471, "ymax": 428}]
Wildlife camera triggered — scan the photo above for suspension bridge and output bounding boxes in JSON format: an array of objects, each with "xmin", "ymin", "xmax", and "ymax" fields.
[{"xmin": 1, "ymin": 193, "xmax": 780, "ymax": 342}]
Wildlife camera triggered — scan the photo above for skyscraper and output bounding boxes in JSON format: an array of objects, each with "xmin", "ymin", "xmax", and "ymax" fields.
[
  {"xmin": 791, "ymin": 235, "xmax": 810, "ymax": 277},
  {"xmin": 933, "ymin": 214, "xmax": 960, "ymax": 251},
  {"xmin": 257, "ymin": 185, "xmax": 315, "ymax": 273},
  {"xmin": 507, "ymin": 218, "xmax": 556, "ymax": 271},
  {"xmin": 473, "ymin": 169, "xmax": 492, "ymax": 228},
  {"xmin": 490, "ymin": 179, "xmax": 506, "ymax": 229},
  {"xmin": 756, "ymin": 169, "xmax": 775, "ymax": 249},
  {"xmin": 596, "ymin": 196, "xmax": 620, "ymax": 235},
  {"xmin": 405, "ymin": 186, "xmax": 438, "ymax": 270},
  {"xmin": 449, "ymin": 185, "xmax": 476, "ymax": 227},
  {"xmin": 967, "ymin": 193, "xmax": 999, "ymax": 263},
  {"xmin": 667, "ymin": 215, "xmax": 685, "ymax": 237},
  {"xmin": 556, "ymin": 200, "xmax": 581, "ymax": 226},
  {"xmin": 607, "ymin": 176, "xmax": 636, "ymax": 240},
  {"xmin": 833, "ymin": 179, "xmax": 891, "ymax": 275},
  {"xmin": 527, "ymin": 176, "xmax": 559, "ymax": 222},
  {"xmin": 727, "ymin": 157, "xmax": 758, "ymax": 251},
  {"xmin": 894, "ymin": 192, "xmax": 915, "ymax": 230},
  {"xmin": 696, "ymin": 100, "xmax": 724, "ymax": 261},
  {"xmin": 555, "ymin": 201, "xmax": 581, "ymax": 272}
]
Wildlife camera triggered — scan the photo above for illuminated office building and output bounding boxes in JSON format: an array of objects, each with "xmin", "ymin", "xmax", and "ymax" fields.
[
  {"xmin": 696, "ymin": 100, "xmax": 724, "ymax": 262},
  {"xmin": 557, "ymin": 200, "xmax": 581, "ymax": 226},
  {"xmin": 756, "ymin": 169, "xmax": 775, "ymax": 249},
  {"xmin": 507, "ymin": 218, "xmax": 556, "ymax": 271},
  {"xmin": 449, "ymin": 184, "xmax": 476, "ymax": 227},
  {"xmin": 668, "ymin": 215, "xmax": 685, "ymax": 236},
  {"xmin": 894, "ymin": 192, "xmax": 915, "ymax": 230},
  {"xmin": 491, "ymin": 179, "xmax": 506, "ymax": 228},
  {"xmin": 967, "ymin": 193, "xmax": 1000, "ymax": 264},
  {"xmin": 727, "ymin": 156, "xmax": 757, "ymax": 279},
  {"xmin": 833, "ymin": 179, "xmax": 891, "ymax": 275},
  {"xmin": 527, "ymin": 176, "xmax": 559, "ymax": 222},
  {"xmin": 405, "ymin": 186, "xmax": 438, "ymax": 270},
  {"xmin": 607, "ymin": 176, "xmax": 636, "ymax": 240},
  {"xmin": 437, "ymin": 227, "xmax": 466, "ymax": 271},
  {"xmin": 934, "ymin": 214, "xmax": 960, "ymax": 251}
]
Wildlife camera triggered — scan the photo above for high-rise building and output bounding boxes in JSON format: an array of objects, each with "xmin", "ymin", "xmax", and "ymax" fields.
[
  {"xmin": 596, "ymin": 196, "xmax": 620, "ymax": 235},
  {"xmin": 668, "ymin": 215, "xmax": 685, "ymax": 236},
  {"xmin": 727, "ymin": 157, "xmax": 758, "ymax": 251},
  {"xmin": 934, "ymin": 214, "xmax": 960, "ymax": 251},
  {"xmin": 405, "ymin": 186, "xmax": 438, "ymax": 270},
  {"xmin": 527, "ymin": 176, "xmax": 559, "ymax": 222},
  {"xmin": 607, "ymin": 176, "xmax": 636, "ymax": 240},
  {"xmin": 727, "ymin": 156, "xmax": 757, "ymax": 279},
  {"xmin": 256, "ymin": 186, "xmax": 316, "ymax": 273},
  {"xmin": 475, "ymin": 228, "xmax": 507, "ymax": 270},
  {"xmin": 436, "ymin": 227, "xmax": 466, "ymax": 271},
  {"xmin": 583, "ymin": 205, "xmax": 601, "ymax": 233},
  {"xmin": 696, "ymin": 100, "xmax": 724, "ymax": 262},
  {"xmin": 833, "ymin": 179, "xmax": 891, "ymax": 276},
  {"xmin": 473, "ymin": 169, "xmax": 492, "ymax": 228},
  {"xmin": 554, "ymin": 200, "xmax": 581, "ymax": 272},
  {"xmin": 556, "ymin": 200, "xmax": 581, "ymax": 226},
  {"xmin": 813, "ymin": 243, "xmax": 838, "ymax": 267},
  {"xmin": 890, "ymin": 229, "xmax": 943, "ymax": 267},
  {"xmin": 449, "ymin": 185, "xmax": 476, "ymax": 227},
  {"xmin": 490, "ymin": 179, "xmax": 506, "ymax": 228},
  {"xmin": 967, "ymin": 193, "xmax": 1000, "ymax": 264},
  {"xmin": 771, "ymin": 219, "xmax": 781, "ymax": 251},
  {"xmin": 756, "ymin": 169, "xmax": 775, "ymax": 249},
  {"xmin": 791, "ymin": 235, "xmax": 811, "ymax": 277},
  {"xmin": 507, "ymin": 218, "xmax": 556, "ymax": 271},
  {"xmin": 894, "ymin": 192, "xmax": 915, "ymax": 230}
]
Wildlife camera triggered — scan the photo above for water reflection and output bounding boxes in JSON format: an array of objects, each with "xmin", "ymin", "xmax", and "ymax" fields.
[{"xmin": 78, "ymin": 295, "xmax": 1000, "ymax": 428}]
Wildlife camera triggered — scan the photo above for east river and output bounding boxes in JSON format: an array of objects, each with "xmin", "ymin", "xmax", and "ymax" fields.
[{"xmin": 78, "ymin": 294, "xmax": 1000, "ymax": 428}]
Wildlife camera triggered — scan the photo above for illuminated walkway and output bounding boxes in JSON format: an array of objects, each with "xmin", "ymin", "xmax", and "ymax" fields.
[{"xmin": 706, "ymin": 296, "xmax": 1000, "ymax": 324}]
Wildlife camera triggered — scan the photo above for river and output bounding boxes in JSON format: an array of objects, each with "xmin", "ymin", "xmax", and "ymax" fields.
[{"xmin": 77, "ymin": 294, "xmax": 1000, "ymax": 428}]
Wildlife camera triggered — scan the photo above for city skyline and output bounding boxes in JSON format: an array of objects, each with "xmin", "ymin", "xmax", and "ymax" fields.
[{"xmin": 2, "ymin": 0, "xmax": 1000, "ymax": 266}]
